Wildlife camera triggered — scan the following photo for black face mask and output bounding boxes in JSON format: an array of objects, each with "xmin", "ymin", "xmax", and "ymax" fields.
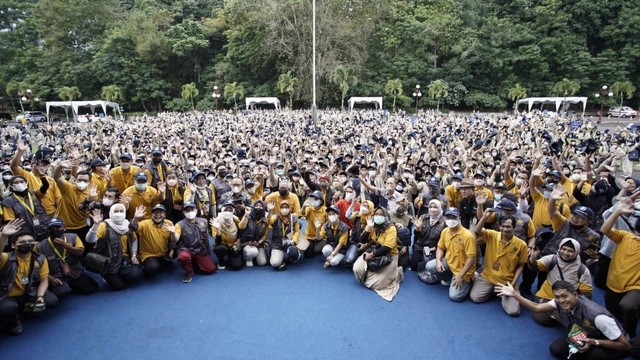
[
  {"xmin": 279, "ymin": 189, "xmax": 289, "ymax": 197},
  {"xmin": 218, "ymin": 170, "xmax": 228, "ymax": 178},
  {"xmin": 152, "ymin": 158, "xmax": 162, "ymax": 165},
  {"xmin": 50, "ymin": 229, "xmax": 65, "ymax": 239},
  {"xmin": 17, "ymin": 244, "xmax": 34, "ymax": 254},
  {"xmin": 253, "ymin": 208, "xmax": 265, "ymax": 218}
]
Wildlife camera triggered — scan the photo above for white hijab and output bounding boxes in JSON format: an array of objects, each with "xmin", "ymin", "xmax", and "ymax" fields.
[
  {"xmin": 428, "ymin": 199, "xmax": 443, "ymax": 225},
  {"xmin": 105, "ymin": 203, "xmax": 130, "ymax": 235}
]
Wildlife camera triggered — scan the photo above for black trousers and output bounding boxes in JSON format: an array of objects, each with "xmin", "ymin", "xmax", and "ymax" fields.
[
  {"xmin": 49, "ymin": 273, "xmax": 99, "ymax": 300},
  {"xmin": 102, "ymin": 265, "xmax": 142, "ymax": 291},
  {"xmin": 0, "ymin": 291, "xmax": 59, "ymax": 326},
  {"xmin": 605, "ymin": 288, "xmax": 640, "ymax": 338},
  {"xmin": 142, "ymin": 256, "xmax": 173, "ymax": 279},
  {"xmin": 67, "ymin": 226, "xmax": 91, "ymax": 255},
  {"xmin": 594, "ymin": 254, "xmax": 611, "ymax": 290},
  {"xmin": 213, "ymin": 244, "xmax": 244, "ymax": 270},
  {"xmin": 549, "ymin": 335, "xmax": 628, "ymax": 359},
  {"xmin": 303, "ymin": 239, "xmax": 326, "ymax": 258}
]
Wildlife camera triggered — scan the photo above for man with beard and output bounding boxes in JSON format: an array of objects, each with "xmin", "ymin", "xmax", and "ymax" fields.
[
  {"xmin": 142, "ymin": 148, "xmax": 170, "ymax": 188},
  {"xmin": 131, "ymin": 204, "xmax": 178, "ymax": 279}
]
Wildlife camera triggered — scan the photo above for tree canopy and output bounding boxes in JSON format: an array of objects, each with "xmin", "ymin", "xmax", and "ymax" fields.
[{"xmin": 1, "ymin": 0, "xmax": 638, "ymax": 112}]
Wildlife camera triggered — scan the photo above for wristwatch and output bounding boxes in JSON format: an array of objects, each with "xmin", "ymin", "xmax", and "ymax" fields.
[{"xmin": 593, "ymin": 340, "xmax": 600, "ymax": 346}]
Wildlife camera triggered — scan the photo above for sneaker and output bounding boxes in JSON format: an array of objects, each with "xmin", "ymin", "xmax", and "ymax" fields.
[
  {"xmin": 245, "ymin": 260, "xmax": 254, "ymax": 267},
  {"xmin": 276, "ymin": 263, "xmax": 287, "ymax": 271},
  {"xmin": 182, "ymin": 276, "xmax": 192, "ymax": 283},
  {"xmin": 441, "ymin": 280, "xmax": 451, "ymax": 286},
  {"xmin": 323, "ymin": 261, "xmax": 331, "ymax": 269},
  {"xmin": 218, "ymin": 264, "xmax": 226, "ymax": 270}
]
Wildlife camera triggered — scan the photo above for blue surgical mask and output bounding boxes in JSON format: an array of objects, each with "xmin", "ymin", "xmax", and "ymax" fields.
[
  {"xmin": 373, "ymin": 215, "xmax": 386, "ymax": 225},
  {"xmin": 135, "ymin": 183, "xmax": 147, "ymax": 191}
]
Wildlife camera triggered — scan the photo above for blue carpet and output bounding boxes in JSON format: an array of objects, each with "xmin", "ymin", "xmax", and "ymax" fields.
[{"xmin": 0, "ymin": 254, "xmax": 571, "ymax": 360}]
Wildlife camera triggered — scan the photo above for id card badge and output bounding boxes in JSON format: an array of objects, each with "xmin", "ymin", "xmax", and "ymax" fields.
[
  {"xmin": 21, "ymin": 276, "xmax": 29, "ymax": 286},
  {"xmin": 62, "ymin": 263, "xmax": 71, "ymax": 275},
  {"xmin": 33, "ymin": 219, "xmax": 40, "ymax": 227},
  {"xmin": 492, "ymin": 261, "xmax": 500, "ymax": 271}
]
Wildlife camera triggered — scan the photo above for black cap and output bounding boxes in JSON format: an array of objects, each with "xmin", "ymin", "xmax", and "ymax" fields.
[{"xmin": 152, "ymin": 204, "xmax": 166, "ymax": 212}]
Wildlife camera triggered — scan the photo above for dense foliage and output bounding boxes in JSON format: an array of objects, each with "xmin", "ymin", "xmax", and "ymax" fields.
[{"xmin": 1, "ymin": 0, "xmax": 638, "ymax": 112}]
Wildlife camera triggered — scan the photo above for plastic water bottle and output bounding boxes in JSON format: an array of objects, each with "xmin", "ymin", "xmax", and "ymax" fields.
[{"xmin": 567, "ymin": 343, "xmax": 580, "ymax": 359}]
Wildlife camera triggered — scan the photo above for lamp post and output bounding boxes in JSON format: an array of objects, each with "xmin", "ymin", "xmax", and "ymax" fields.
[
  {"xmin": 412, "ymin": 85, "xmax": 422, "ymax": 114},
  {"xmin": 212, "ymin": 86, "xmax": 221, "ymax": 110},
  {"xmin": 18, "ymin": 89, "xmax": 39, "ymax": 113},
  {"xmin": 594, "ymin": 85, "xmax": 613, "ymax": 123}
]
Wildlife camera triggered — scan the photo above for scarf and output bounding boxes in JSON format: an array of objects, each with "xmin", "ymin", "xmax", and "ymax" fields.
[
  {"xmin": 545, "ymin": 238, "xmax": 583, "ymax": 288},
  {"xmin": 105, "ymin": 204, "xmax": 130, "ymax": 235},
  {"xmin": 428, "ymin": 199, "xmax": 443, "ymax": 226}
]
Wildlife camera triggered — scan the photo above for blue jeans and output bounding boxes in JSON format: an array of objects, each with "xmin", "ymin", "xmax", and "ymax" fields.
[{"xmin": 422, "ymin": 258, "xmax": 471, "ymax": 302}]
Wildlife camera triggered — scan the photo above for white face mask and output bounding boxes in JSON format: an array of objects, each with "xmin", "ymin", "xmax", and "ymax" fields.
[
  {"xmin": 428, "ymin": 208, "xmax": 440, "ymax": 218},
  {"xmin": 111, "ymin": 212, "xmax": 126, "ymax": 224},
  {"xmin": 276, "ymin": 169, "xmax": 285, "ymax": 176},
  {"xmin": 312, "ymin": 200, "xmax": 322, "ymax": 208},
  {"xmin": 76, "ymin": 181, "xmax": 89, "ymax": 191},
  {"xmin": 570, "ymin": 174, "xmax": 582, "ymax": 182},
  {"xmin": 515, "ymin": 179, "xmax": 524, "ymax": 186},
  {"xmin": 494, "ymin": 194, "xmax": 503, "ymax": 201},
  {"xmin": 474, "ymin": 179, "xmax": 485, "ymax": 187},
  {"xmin": 207, "ymin": 176, "xmax": 215, "ymax": 182},
  {"xmin": 247, "ymin": 187, "xmax": 256, "ymax": 194},
  {"xmin": 345, "ymin": 193, "xmax": 354, "ymax": 202},
  {"xmin": 328, "ymin": 214, "xmax": 339, "ymax": 223},
  {"xmin": 184, "ymin": 210, "xmax": 197, "ymax": 220},
  {"xmin": 121, "ymin": 163, "xmax": 131, "ymax": 170},
  {"xmin": 167, "ymin": 179, "xmax": 178, "ymax": 186},
  {"xmin": 232, "ymin": 186, "xmax": 242, "ymax": 194},
  {"xmin": 102, "ymin": 198, "xmax": 114, "ymax": 207},
  {"xmin": 452, "ymin": 182, "xmax": 460, "ymax": 189},
  {"xmin": 368, "ymin": 170, "xmax": 376, "ymax": 178},
  {"xmin": 373, "ymin": 215, "xmax": 386, "ymax": 225},
  {"xmin": 12, "ymin": 183, "xmax": 28, "ymax": 192},
  {"xmin": 360, "ymin": 207, "xmax": 369, "ymax": 215},
  {"xmin": 280, "ymin": 208, "xmax": 290, "ymax": 216},
  {"xmin": 221, "ymin": 211, "xmax": 234, "ymax": 220},
  {"xmin": 445, "ymin": 219, "xmax": 459, "ymax": 228}
]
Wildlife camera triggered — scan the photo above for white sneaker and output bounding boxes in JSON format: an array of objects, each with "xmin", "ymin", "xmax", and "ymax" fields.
[
  {"xmin": 218, "ymin": 264, "xmax": 226, "ymax": 270},
  {"xmin": 245, "ymin": 260, "xmax": 254, "ymax": 267},
  {"xmin": 441, "ymin": 280, "xmax": 451, "ymax": 286}
]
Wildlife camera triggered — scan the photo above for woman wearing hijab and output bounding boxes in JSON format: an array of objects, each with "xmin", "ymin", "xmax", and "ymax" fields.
[
  {"xmin": 268, "ymin": 199, "xmax": 302, "ymax": 270},
  {"xmin": 353, "ymin": 207, "xmax": 402, "ymax": 301},
  {"xmin": 86, "ymin": 203, "xmax": 143, "ymax": 290},
  {"xmin": 239, "ymin": 200, "xmax": 270, "ymax": 267},
  {"xmin": 528, "ymin": 237, "xmax": 593, "ymax": 325},
  {"xmin": 413, "ymin": 199, "xmax": 446, "ymax": 272},
  {"xmin": 211, "ymin": 202, "xmax": 245, "ymax": 270},
  {"xmin": 345, "ymin": 199, "xmax": 375, "ymax": 267}
]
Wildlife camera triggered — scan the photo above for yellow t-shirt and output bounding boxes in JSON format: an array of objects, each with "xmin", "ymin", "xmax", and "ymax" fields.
[
  {"xmin": 90, "ymin": 173, "xmax": 109, "ymax": 198},
  {"xmin": 137, "ymin": 219, "xmax": 173, "ymax": 262},
  {"xmin": 57, "ymin": 180, "xmax": 94, "ymax": 229},
  {"xmin": 16, "ymin": 168, "xmax": 61, "ymax": 216},
  {"xmin": 303, "ymin": 206, "xmax": 327, "ymax": 238},
  {"xmin": 444, "ymin": 185, "xmax": 462, "ymax": 209},
  {"xmin": 478, "ymin": 229, "xmax": 528, "ymax": 285},
  {"xmin": 0, "ymin": 253, "xmax": 49, "ymax": 297},
  {"xmin": 530, "ymin": 189, "xmax": 571, "ymax": 229},
  {"xmin": 122, "ymin": 186, "xmax": 162, "ymax": 220},
  {"xmin": 264, "ymin": 193, "xmax": 302, "ymax": 216},
  {"xmin": 320, "ymin": 223, "xmax": 349, "ymax": 247},
  {"xmin": 109, "ymin": 165, "xmax": 141, "ymax": 194},
  {"xmin": 211, "ymin": 218, "xmax": 244, "ymax": 246},
  {"xmin": 560, "ymin": 176, "xmax": 591, "ymax": 206},
  {"xmin": 606, "ymin": 229, "xmax": 640, "ymax": 293},
  {"xmin": 96, "ymin": 222, "xmax": 132, "ymax": 256},
  {"xmin": 437, "ymin": 227, "xmax": 476, "ymax": 281},
  {"xmin": 368, "ymin": 225, "xmax": 398, "ymax": 255}
]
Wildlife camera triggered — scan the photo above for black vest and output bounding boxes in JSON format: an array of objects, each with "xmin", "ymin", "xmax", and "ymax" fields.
[
  {"xmin": 270, "ymin": 215, "xmax": 298, "ymax": 250},
  {"xmin": 0, "ymin": 252, "xmax": 45, "ymax": 299},
  {"xmin": 2, "ymin": 193, "xmax": 52, "ymax": 241},
  {"xmin": 94, "ymin": 224, "xmax": 129, "ymax": 274},
  {"xmin": 322, "ymin": 221, "xmax": 350, "ymax": 248},
  {"xmin": 556, "ymin": 296, "xmax": 628, "ymax": 340},
  {"xmin": 414, "ymin": 216, "xmax": 446, "ymax": 251},
  {"xmin": 176, "ymin": 218, "xmax": 209, "ymax": 256},
  {"xmin": 36, "ymin": 234, "xmax": 83, "ymax": 279},
  {"xmin": 240, "ymin": 218, "xmax": 268, "ymax": 246},
  {"xmin": 541, "ymin": 221, "xmax": 601, "ymax": 260},
  {"xmin": 143, "ymin": 161, "xmax": 168, "ymax": 187}
]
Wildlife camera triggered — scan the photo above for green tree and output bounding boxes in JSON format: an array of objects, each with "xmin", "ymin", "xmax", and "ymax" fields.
[
  {"xmin": 5, "ymin": 80, "xmax": 27, "ymax": 113},
  {"xmin": 428, "ymin": 79, "xmax": 449, "ymax": 112},
  {"xmin": 552, "ymin": 78, "xmax": 580, "ymax": 112},
  {"xmin": 101, "ymin": 85, "xmax": 124, "ymax": 116},
  {"xmin": 57, "ymin": 86, "xmax": 81, "ymax": 101},
  {"xmin": 331, "ymin": 65, "xmax": 358, "ymax": 111},
  {"xmin": 224, "ymin": 82, "xmax": 244, "ymax": 110},
  {"xmin": 384, "ymin": 79, "xmax": 403, "ymax": 112},
  {"xmin": 181, "ymin": 82, "xmax": 199, "ymax": 110},
  {"xmin": 508, "ymin": 83, "xmax": 527, "ymax": 112},
  {"xmin": 276, "ymin": 71, "xmax": 298, "ymax": 109},
  {"xmin": 610, "ymin": 81, "xmax": 636, "ymax": 107}
]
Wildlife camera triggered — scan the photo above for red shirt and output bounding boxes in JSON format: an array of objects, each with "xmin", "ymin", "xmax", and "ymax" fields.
[{"xmin": 335, "ymin": 199, "xmax": 360, "ymax": 229}]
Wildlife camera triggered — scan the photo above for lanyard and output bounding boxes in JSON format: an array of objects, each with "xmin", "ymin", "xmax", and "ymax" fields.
[
  {"xmin": 48, "ymin": 238, "xmax": 67, "ymax": 263},
  {"xmin": 14, "ymin": 193, "xmax": 34, "ymax": 216}
]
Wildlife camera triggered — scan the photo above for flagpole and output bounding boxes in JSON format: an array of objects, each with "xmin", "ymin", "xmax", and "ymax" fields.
[{"xmin": 312, "ymin": 0, "xmax": 317, "ymax": 129}]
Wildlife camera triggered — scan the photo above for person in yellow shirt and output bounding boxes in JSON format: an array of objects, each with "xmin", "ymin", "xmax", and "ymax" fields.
[
  {"xmin": 529, "ymin": 167, "xmax": 571, "ymax": 229},
  {"xmin": 163, "ymin": 171, "xmax": 185, "ymax": 223},
  {"xmin": 352, "ymin": 207, "xmax": 401, "ymax": 302},
  {"xmin": 473, "ymin": 170, "xmax": 494, "ymax": 201},
  {"xmin": 2, "ymin": 175, "xmax": 52, "ymax": 241},
  {"xmin": 423, "ymin": 207, "xmax": 476, "ymax": 302},
  {"xmin": 54, "ymin": 162, "xmax": 99, "ymax": 243},
  {"xmin": 183, "ymin": 171, "xmax": 216, "ymax": 221},
  {"xmin": 0, "ymin": 224, "xmax": 59, "ymax": 336},
  {"xmin": 301, "ymin": 191, "xmax": 327, "ymax": 258},
  {"xmin": 444, "ymin": 174, "xmax": 463, "ymax": 209},
  {"xmin": 10, "ymin": 143, "xmax": 60, "ymax": 216},
  {"xmin": 131, "ymin": 204, "xmax": 178, "ymax": 279},
  {"xmin": 264, "ymin": 179, "xmax": 301, "ymax": 216},
  {"xmin": 245, "ymin": 179, "xmax": 262, "ymax": 204},
  {"xmin": 121, "ymin": 172, "xmax": 166, "ymax": 221},
  {"xmin": 267, "ymin": 200, "xmax": 301, "ymax": 270},
  {"xmin": 142, "ymin": 148, "xmax": 170, "ymax": 188},
  {"xmin": 319, "ymin": 205, "xmax": 350, "ymax": 269},
  {"xmin": 89, "ymin": 159, "xmax": 110, "ymax": 198},
  {"xmin": 109, "ymin": 153, "xmax": 140, "ymax": 194},
  {"xmin": 211, "ymin": 202, "xmax": 247, "ymax": 270},
  {"xmin": 472, "ymin": 211, "xmax": 528, "ymax": 316},
  {"xmin": 600, "ymin": 199, "xmax": 640, "ymax": 338}
]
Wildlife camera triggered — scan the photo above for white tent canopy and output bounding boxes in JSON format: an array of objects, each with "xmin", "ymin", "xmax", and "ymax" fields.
[
  {"xmin": 348, "ymin": 97, "xmax": 383, "ymax": 111},
  {"xmin": 46, "ymin": 100, "xmax": 122, "ymax": 121},
  {"xmin": 245, "ymin": 97, "xmax": 281, "ymax": 110},
  {"xmin": 516, "ymin": 97, "xmax": 588, "ymax": 115}
]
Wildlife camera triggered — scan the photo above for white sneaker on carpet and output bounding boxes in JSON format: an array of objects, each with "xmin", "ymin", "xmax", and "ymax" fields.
[
  {"xmin": 245, "ymin": 260, "xmax": 254, "ymax": 267},
  {"xmin": 218, "ymin": 265, "xmax": 226, "ymax": 270}
]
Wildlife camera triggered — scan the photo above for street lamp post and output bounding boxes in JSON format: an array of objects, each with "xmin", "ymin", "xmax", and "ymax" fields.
[
  {"xmin": 412, "ymin": 85, "xmax": 422, "ymax": 114},
  {"xmin": 594, "ymin": 85, "xmax": 613, "ymax": 123},
  {"xmin": 212, "ymin": 86, "xmax": 221, "ymax": 110},
  {"xmin": 18, "ymin": 89, "xmax": 39, "ymax": 113}
]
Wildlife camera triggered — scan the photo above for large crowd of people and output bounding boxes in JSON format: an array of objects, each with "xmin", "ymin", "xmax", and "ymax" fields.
[{"xmin": 0, "ymin": 109, "xmax": 639, "ymax": 359}]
